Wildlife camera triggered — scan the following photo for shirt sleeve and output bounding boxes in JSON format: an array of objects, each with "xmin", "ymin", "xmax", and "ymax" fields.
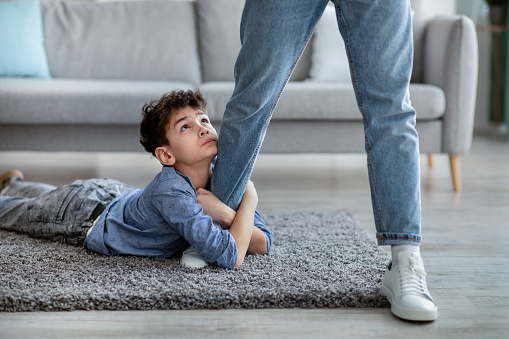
[
  {"xmin": 254, "ymin": 210, "xmax": 274, "ymax": 253},
  {"xmin": 154, "ymin": 189, "xmax": 238, "ymax": 268}
]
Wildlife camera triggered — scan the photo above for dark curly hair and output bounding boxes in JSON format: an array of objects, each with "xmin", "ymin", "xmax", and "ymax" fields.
[{"xmin": 139, "ymin": 89, "xmax": 207, "ymax": 156}]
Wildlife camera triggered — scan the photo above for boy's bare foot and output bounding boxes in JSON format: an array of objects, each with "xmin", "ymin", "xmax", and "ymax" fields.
[{"xmin": 0, "ymin": 169, "xmax": 24, "ymax": 194}]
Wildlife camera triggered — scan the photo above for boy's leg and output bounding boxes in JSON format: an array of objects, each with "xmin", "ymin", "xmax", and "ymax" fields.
[
  {"xmin": 332, "ymin": 0, "xmax": 436, "ymax": 321},
  {"xmin": 0, "ymin": 169, "xmax": 63, "ymax": 235},
  {"xmin": 0, "ymin": 177, "xmax": 133, "ymax": 246},
  {"xmin": 210, "ymin": 0, "xmax": 329, "ymax": 211},
  {"xmin": 0, "ymin": 185, "xmax": 84, "ymax": 243},
  {"xmin": 2, "ymin": 177, "xmax": 58, "ymax": 199}
]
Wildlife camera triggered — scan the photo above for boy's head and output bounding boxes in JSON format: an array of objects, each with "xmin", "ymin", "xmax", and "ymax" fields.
[
  {"xmin": 140, "ymin": 89, "xmax": 208, "ymax": 156},
  {"xmin": 140, "ymin": 89, "xmax": 217, "ymax": 168}
]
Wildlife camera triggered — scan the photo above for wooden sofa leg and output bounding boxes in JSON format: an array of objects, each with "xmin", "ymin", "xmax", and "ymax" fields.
[
  {"xmin": 449, "ymin": 154, "xmax": 461, "ymax": 192},
  {"xmin": 427, "ymin": 154, "xmax": 434, "ymax": 168}
]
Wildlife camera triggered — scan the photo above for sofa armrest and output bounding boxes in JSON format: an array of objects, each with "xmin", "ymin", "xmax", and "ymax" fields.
[{"xmin": 422, "ymin": 15, "xmax": 478, "ymax": 154}]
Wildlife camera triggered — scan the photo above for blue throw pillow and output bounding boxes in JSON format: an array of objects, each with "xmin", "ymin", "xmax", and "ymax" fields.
[{"xmin": 0, "ymin": 0, "xmax": 51, "ymax": 78}]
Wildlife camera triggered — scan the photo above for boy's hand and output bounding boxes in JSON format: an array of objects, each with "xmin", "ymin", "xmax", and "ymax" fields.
[{"xmin": 197, "ymin": 188, "xmax": 235, "ymax": 229}]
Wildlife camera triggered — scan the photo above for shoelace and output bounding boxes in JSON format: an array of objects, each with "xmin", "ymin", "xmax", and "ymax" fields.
[{"xmin": 398, "ymin": 256, "xmax": 430, "ymax": 298}]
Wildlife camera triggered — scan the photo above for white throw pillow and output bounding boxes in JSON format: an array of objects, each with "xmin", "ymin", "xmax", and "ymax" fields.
[
  {"xmin": 309, "ymin": 5, "xmax": 414, "ymax": 83},
  {"xmin": 309, "ymin": 4, "xmax": 350, "ymax": 83}
]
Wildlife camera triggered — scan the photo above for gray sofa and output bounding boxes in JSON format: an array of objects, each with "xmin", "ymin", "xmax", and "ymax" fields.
[{"xmin": 0, "ymin": 0, "xmax": 478, "ymax": 191}]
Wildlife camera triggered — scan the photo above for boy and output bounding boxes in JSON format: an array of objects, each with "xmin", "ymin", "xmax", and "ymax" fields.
[{"xmin": 0, "ymin": 89, "xmax": 273, "ymax": 268}]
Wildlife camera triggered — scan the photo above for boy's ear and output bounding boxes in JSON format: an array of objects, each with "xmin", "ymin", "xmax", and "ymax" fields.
[{"xmin": 155, "ymin": 146, "xmax": 176, "ymax": 166}]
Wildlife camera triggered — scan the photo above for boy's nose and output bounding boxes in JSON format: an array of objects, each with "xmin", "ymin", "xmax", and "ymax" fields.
[{"xmin": 199, "ymin": 129, "xmax": 209, "ymax": 136}]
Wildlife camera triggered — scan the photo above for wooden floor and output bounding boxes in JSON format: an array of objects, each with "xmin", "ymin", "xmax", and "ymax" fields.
[{"xmin": 0, "ymin": 134, "xmax": 508, "ymax": 338}]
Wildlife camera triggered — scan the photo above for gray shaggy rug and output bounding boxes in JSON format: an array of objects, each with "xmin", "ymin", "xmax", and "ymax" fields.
[{"xmin": 0, "ymin": 212, "xmax": 390, "ymax": 312}]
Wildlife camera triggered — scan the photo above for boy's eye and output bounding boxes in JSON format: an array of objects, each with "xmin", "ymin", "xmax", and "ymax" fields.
[
  {"xmin": 201, "ymin": 118, "xmax": 209, "ymax": 124},
  {"xmin": 181, "ymin": 125, "xmax": 189, "ymax": 131}
]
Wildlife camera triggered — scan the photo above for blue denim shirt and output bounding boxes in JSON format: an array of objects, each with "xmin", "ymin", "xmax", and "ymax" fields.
[{"xmin": 84, "ymin": 165, "xmax": 273, "ymax": 268}]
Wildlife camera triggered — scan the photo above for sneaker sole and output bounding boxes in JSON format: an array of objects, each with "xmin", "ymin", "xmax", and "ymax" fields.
[
  {"xmin": 381, "ymin": 284, "xmax": 438, "ymax": 322},
  {"xmin": 180, "ymin": 263, "xmax": 208, "ymax": 268},
  {"xmin": 180, "ymin": 257, "xmax": 209, "ymax": 269}
]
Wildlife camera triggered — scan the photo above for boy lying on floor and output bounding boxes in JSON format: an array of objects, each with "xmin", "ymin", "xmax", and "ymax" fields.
[{"xmin": 0, "ymin": 89, "xmax": 273, "ymax": 268}]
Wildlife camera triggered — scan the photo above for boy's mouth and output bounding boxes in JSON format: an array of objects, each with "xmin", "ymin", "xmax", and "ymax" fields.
[{"xmin": 202, "ymin": 138, "xmax": 217, "ymax": 146}]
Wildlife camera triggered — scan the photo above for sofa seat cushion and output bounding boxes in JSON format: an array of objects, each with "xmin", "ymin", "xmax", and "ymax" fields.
[
  {"xmin": 41, "ymin": 0, "xmax": 201, "ymax": 84},
  {"xmin": 201, "ymin": 82, "xmax": 445, "ymax": 121},
  {"xmin": 0, "ymin": 78, "xmax": 194, "ymax": 124}
]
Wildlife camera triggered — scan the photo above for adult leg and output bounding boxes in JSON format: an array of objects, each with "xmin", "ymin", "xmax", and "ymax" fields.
[
  {"xmin": 333, "ymin": 0, "xmax": 420, "ymax": 245},
  {"xmin": 210, "ymin": 0, "xmax": 329, "ymax": 210},
  {"xmin": 332, "ymin": 0, "xmax": 436, "ymax": 321}
]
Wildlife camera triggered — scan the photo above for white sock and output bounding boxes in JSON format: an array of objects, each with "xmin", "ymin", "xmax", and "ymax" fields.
[{"xmin": 391, "ymin": 244, "xmax": 420, "ymax": 266}]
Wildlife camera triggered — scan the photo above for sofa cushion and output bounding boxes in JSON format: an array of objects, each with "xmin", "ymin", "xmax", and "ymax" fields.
[
  {"xmin": 0, "ymin": 78, "xmax": 195, "ymax": 124},
  {"xmin": 196, "ymin": 0, "xmax": 311, "ymax": 82},
  {"xmin": 200, "ymin": 82, "xmax": 445, "ymax": 121},
  {"xmin": 41, "ymin": 0, "xmax": 201, "ymax": 84},
  {"xmin": 196, "ymin": 0, "xmax": 243, "ymax": 82},
  {"xmin": 0, "ymin": 0, "xmax": 50, "ymax": 78}
]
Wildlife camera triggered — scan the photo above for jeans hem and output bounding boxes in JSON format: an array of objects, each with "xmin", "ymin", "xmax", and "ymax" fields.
[{"xmin": 376, "ymin": 233, "xmax": 421, "ymax": 246}]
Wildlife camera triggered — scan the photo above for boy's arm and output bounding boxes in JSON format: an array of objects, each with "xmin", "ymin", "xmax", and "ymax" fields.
[
  {"xmin": 197, "ymin": 185, "xmax": 269, "ymax": 254},
  {"xmin": 228, "ymin": 181, "xmax": 257, "ymax": 267},
  {"xmin": 196, "ymin": 188, "xmax": 236, "ymax": 228},
  {"xmin": 197, "ymin": 182, "xmax": 268, "ymax": 266}
]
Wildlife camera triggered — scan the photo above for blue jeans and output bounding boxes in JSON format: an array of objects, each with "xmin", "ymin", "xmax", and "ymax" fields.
[
  {"xmin": 210, "ymin": 0, "xmax": 421, "ymax": 246},
  {"xmin": 0, "ymin": 178, "xmax": 133, "ymax": 245}
]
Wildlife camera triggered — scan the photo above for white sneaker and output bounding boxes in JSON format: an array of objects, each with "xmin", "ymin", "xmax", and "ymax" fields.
[
  {"xmin": 381, "ymin": 251, "xmax": 438, "ymax": 321},
  {"xmin": 180, "ymin": 246, "xmax": 209, "ymax": 268}
]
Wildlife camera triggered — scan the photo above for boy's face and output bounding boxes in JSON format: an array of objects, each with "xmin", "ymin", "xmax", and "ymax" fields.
[{"xmin": 158, "ymin": 106, "xmax": 218, "ymax": 169}]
